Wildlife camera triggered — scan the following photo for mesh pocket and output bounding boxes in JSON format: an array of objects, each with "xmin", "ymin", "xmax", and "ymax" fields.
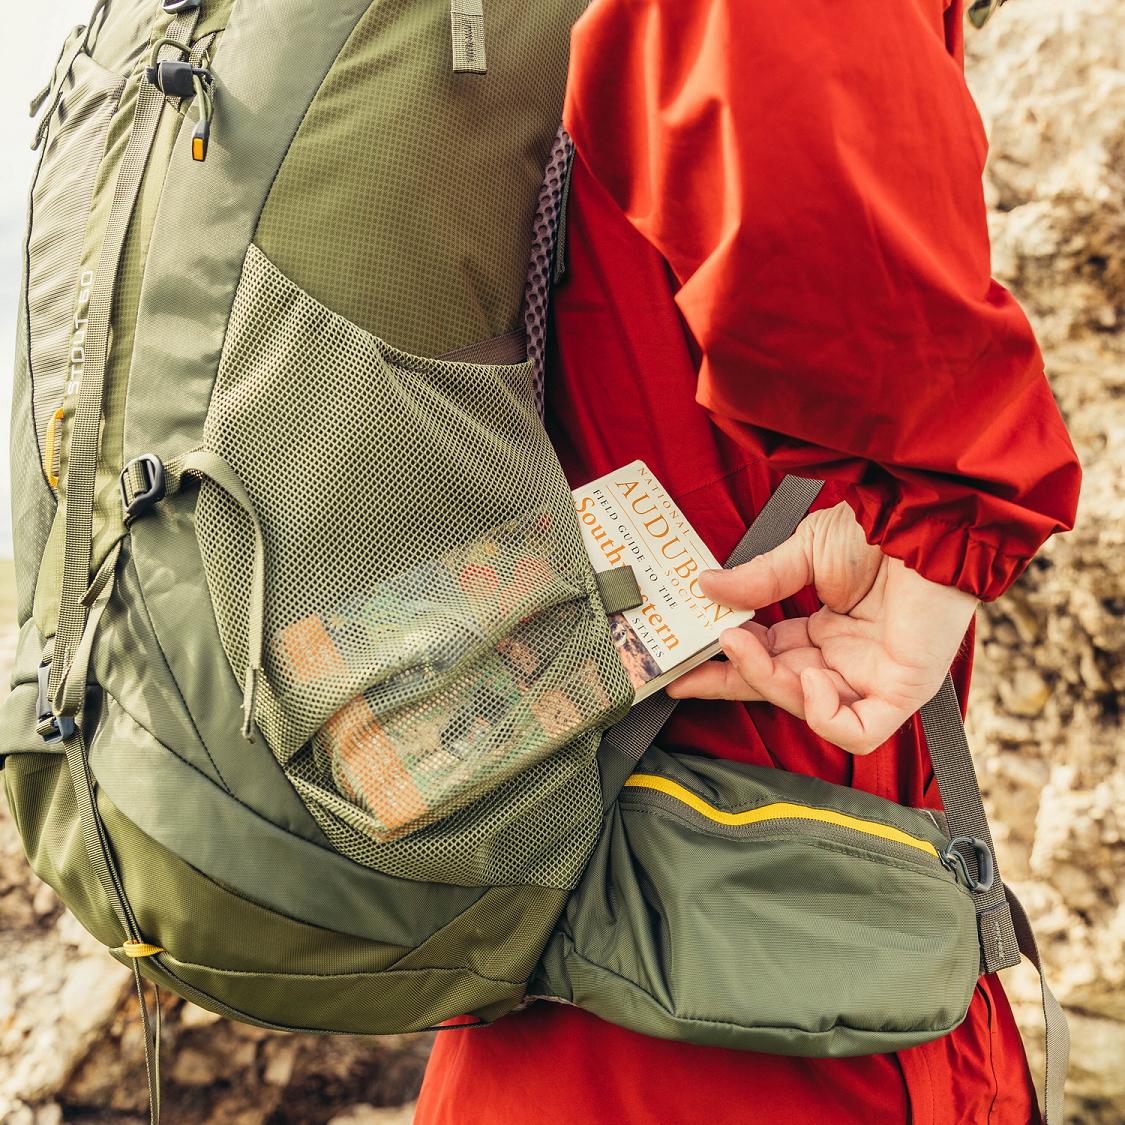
[{"xmin": 194, "ymin": 245, "xmax": 631, "ymax": 881}]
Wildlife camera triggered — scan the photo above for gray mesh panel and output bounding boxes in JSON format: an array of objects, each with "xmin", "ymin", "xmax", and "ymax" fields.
[{"xmin": 194, "ymin": 245, "xmax": 632, "ymax": 886}]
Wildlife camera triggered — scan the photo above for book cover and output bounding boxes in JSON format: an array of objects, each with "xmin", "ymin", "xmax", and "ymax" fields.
[{"xmin": 573, "ymin": 460, "xmax": 752, "ymax": 701}]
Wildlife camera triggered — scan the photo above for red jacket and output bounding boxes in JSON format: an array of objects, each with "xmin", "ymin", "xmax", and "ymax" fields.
[{"xmin": 415, "ymin": 1, "xmax": 1081, "ymax": 1121}]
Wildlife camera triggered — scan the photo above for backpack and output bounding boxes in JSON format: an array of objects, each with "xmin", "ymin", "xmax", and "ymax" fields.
[{"xmin": 3, "ymin": 2, "xmax": 1066, "ymax": 1121}]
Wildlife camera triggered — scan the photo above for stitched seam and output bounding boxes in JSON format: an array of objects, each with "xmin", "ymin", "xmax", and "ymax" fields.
[
  {"xmin": 563, "ymin": 942, "xmax": 970, "ymax": 1039},
  {"xmin": 126, "ymin": 549, "xmax": 232, "ymax": 793}
]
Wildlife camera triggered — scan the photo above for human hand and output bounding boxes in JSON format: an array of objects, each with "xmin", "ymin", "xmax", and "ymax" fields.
[{"xmin": 666, "ymin": 501, "xmax": 978, "ymax": 755}]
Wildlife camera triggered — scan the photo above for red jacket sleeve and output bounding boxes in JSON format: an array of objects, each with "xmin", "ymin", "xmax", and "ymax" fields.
[{"xmin": 563, "ymin": 0, "xmax": 1081, "ymax": 601}]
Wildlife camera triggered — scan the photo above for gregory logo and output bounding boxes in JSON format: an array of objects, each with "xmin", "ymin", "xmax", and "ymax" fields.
[{"xmin": 65, "ymin": 269, "xmax": 94, "ymax": 399}]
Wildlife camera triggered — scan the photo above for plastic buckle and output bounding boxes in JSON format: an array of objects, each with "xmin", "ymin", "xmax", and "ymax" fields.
[
  {"xmin": 120, "ymin": 454, "xmax": 166, "ymax": 525},
  {"xmin": 940, "ymin": 836, "xmax": 996, "ymax": 893},
  {"xmin": 162, "ymin": 0, "xmax": 202, "ymax": 12},
  {"xmin": 145, "ymin": 59, "xmax": 197, "ymax": 99},
  {"xmin": 36, "ymin": 660, "xmax": 76, "ymax": 743}
]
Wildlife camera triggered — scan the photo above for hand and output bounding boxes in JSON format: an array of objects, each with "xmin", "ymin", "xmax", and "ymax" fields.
[{"xmin": 666, "ymin": 501, "xmax": 978, "ymax": 755}]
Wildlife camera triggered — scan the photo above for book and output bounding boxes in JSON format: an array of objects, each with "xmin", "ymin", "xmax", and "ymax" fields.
[{"xmin": 573, "ymin": 460, "xmax": 752, "ymax": 702}]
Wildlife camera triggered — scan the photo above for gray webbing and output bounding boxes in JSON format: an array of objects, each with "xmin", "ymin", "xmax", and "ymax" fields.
[
  {"xmin": 920, "ymin": 676, "xmax": 1020, "ymax": 971},
  {"xmin": 598, "ymin": 475, "xmax": 826, "ymax": 800},
  {"xmin": 595, "ymin": 474, "xmax": 1067, "ymax": 1119},
  {"xmin": 1009, "ymin": 887, "xmax": 1070, "ymax": 1124}
]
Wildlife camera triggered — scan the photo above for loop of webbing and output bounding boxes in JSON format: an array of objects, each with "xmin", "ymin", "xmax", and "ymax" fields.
[
  {"xmin": 52, "ymin": 539, "xmax": 123, "ymax": 720},
  {"xmin": 158, "ymin": 449, "xmax": 267, "ymax": 740},
  {"xmin": 133, "ymin": 961, "xmax": 163, "ymax": 1125}
]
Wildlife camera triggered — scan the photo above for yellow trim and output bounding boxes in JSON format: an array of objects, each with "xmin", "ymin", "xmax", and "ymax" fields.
[
  {"xmin": 122, "ymin": 940, "xmax": 166, "ymax": 958},
  {"xmin": 623, "ymin": 774, "xmax": 939, "ymax": 858},
  {"xmin": 43, "ymin": 406, "xmax": 65, "ymax": 489}
]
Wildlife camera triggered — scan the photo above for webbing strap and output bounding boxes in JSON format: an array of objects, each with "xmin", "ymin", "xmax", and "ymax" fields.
[
  {"xmin": 450, "ymin": 0, "xmax": 487, "ymax": 74},
  {"xmin": 49, "ymin": 8, "xmax": 200, "ymax": 707},
  {"xmin": 594, "ymin": 566, "xmax": 644, "ymax": 615},
  {"xmin": 598, "ymin": 475, "xmax": 825, "ymax": 800},
  {"xmin": 920, "ymin": 676, "xmax": 1021, "ymax": 971},
  {"xmin": 1008, "ymin": 887, "xmax": 1070, "ymax": 1123}
]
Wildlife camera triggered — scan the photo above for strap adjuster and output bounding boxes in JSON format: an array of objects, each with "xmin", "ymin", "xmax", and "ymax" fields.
[
  {"xmin": 940, "ymin": 836, "xmax": 996, "ymax": 893},
  {"xmin": 36, "ymin": 660, "xmax": 76, "ymax": 743},
  {"xmin": 120, "ymin": 454, "xmax": 166, "ymax": 525}
]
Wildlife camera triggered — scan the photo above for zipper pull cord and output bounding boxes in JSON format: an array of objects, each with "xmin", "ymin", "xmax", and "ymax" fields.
[{"xmin": 145, "ymin": 35, "xmax": 217, "ymax": 162}]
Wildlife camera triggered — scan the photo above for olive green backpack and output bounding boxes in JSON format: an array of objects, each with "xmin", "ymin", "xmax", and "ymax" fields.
[{"xmin": 3, "ymin": 1, "xmax": 1066, "ymax": 1120}]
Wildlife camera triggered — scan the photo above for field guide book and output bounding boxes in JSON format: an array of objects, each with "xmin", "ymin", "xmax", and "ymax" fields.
[{"xmin": 573, "ymin": 460, "xmax": 753, "ymax": 702}]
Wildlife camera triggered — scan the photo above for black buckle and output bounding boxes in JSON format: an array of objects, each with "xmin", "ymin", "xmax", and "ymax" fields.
[
  {"xmin": 940, "ymin": 836, "xmax": 996, "ymax": 893},
  {"xmin": 145, "ymin": 59, "xmax": 197, "ymax": 99},
  {"xmin": 36, "ymin": 660, "xmax": 76, "ymax": 743},
  {"xmin": 120, "ymin": 454, "xmax": 166, "ymax": 525}
]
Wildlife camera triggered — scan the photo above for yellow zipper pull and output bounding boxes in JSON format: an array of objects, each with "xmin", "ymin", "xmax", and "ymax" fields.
[{"xmin": 43, "ymin": 406, "xmax": 66, "ymax": 489}]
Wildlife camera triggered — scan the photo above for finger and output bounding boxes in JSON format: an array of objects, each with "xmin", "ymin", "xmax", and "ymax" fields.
[
  {"xmin": 719, "ymin": 625, "xmax": 807, "ymax": 716},
  {"xmin": 799, "ymin": 668, "xmax": 906, "ymax": 755},
  {"xmin": 666, "ymin": 658, "xmax": 767, "ymax": 702},
  {"xmin": 696, "ymin": 523, "xmax": 814, "ymax": 611},
  {"xmin": 761, "ymin": 616, "xmax": 812, "ymax": 654}
]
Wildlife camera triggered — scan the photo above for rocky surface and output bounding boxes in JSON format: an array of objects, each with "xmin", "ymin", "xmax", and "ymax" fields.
[
  {"xmin": 964, "ymin": 3, "xmax": 1125, "ymax": 1121},
  {"xmin": 1, "ymin": 2, "xmax": 1122, "ymax": 1122}
]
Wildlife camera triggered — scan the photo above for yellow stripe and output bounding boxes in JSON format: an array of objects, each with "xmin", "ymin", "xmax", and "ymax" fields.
[{"xmin": 623, "ymin": 774, "xmax": 939, "ymax": 858}]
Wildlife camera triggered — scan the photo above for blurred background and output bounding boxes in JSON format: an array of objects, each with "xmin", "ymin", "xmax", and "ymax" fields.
[{"xmin": 1, "ymin": 1, "xmax": 1122, "ymax": 1122}]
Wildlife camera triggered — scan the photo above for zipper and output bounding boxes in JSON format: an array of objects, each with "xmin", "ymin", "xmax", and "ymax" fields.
[{"xmin": 621, "ymin": 773, "xmax": 960, "ymax": 876}]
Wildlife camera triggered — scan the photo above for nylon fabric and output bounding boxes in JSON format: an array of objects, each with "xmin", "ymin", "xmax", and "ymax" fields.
[
  {"xmin": 255, "ymin": 0, "xmax": 584, "ymax": 358},
  {"xmin": 87, "ymin": 695, "xmax": 484, "ymax": 948},
  {"xmin": 124, "ymin": 0, "xmax": 378, "ymax": 465},
  {"xmin": 534, "ymin": 745, "xmax": 981, "ymax": 1057},
  {"xmin": 123, "ymin": 503, "xmax": 329, "ymax": 837}
]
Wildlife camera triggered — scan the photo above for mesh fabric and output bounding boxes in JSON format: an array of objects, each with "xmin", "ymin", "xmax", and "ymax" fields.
[
  {"xmin": 254, "ymin": 0, "xmax": 584, "ymax": 358},
  {"xmin": 194, "ymin": 245, "xmax": 632, "ymax": 886}
]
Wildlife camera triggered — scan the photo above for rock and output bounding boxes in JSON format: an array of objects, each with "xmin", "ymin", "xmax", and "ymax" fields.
[
  {"xmin": 261, "ymin": 1038, "xmax": 298, "ymax": 1087},
  {"xmin": 0, "ymin": 2, "xmax": 1122, "ymax": 1123},
  {"xmin": 179, "ymin": 1001, "xmax": 223, "ymax": 1029},
  {"xmin": 329, "ymin": 1103, "xmax": 418, "ymax": 1125},
  {"xmin": 30, "ymin": 883, "xmax": 56, "ymax": 919},
  {"xmin": 998, "ymin": 667, "xmax": 1052, "ymax": 716},
  {"xmin": 172, "ymin": 1046, "xmax": 222, "ymax": 1088}
]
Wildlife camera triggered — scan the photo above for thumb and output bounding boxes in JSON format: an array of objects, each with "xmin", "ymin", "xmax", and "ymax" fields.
[{"xmin": 699, "ymin": 522, "xmax": 814, "ymax": 611}]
